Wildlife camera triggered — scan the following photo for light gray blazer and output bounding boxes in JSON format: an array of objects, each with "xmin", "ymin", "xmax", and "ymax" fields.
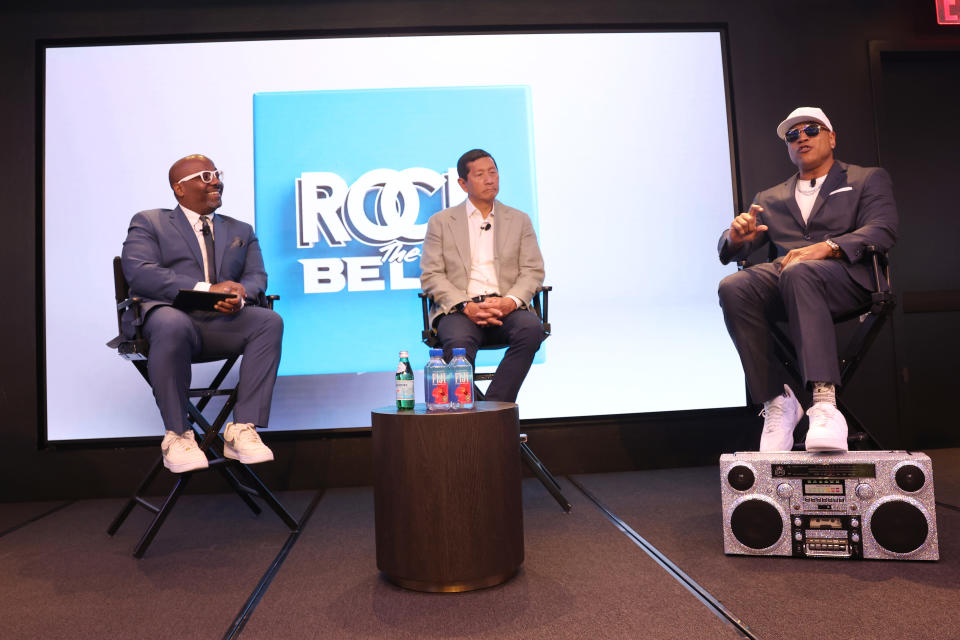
[{"xmin": 419, "ymin": 199, "xmax": 545, "ymax": 326}]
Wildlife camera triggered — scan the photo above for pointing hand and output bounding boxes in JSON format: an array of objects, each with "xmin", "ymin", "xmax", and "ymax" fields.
[{"xmin": 729, "ymin": 204, "xmax": 769, "ymax": 246}]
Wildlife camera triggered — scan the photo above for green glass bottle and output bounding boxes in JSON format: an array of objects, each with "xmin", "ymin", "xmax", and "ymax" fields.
[{"xmin": 395, "ymin": 350, "xmax": 415, "ymax": 410}]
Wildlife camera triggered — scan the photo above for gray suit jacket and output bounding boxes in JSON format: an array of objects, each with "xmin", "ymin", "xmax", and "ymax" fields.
[
  {"xmin": 420, "ymin": 199, "xmax": 545, "ymax": 325},
  {"xmin": 718, "ymin": 161, "xmax": 898, "ymax": 290},
  {"xmin": 120, "ymin": 206, "xmax": 268, "ymax": 335}
]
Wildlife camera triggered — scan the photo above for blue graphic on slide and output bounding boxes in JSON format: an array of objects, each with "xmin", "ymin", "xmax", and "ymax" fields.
[{"xmin": 253, "ymin": 86, "xmax": 540, "ymax": 375}]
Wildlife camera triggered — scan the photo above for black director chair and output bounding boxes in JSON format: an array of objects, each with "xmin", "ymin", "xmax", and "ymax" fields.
[
  {"xmin": 106, "ymin": 256, "xmax": 298, "ymax": 558},
  {"xmin": 744, "ymin": 246, "xmax": 895, "ymax": 450},
  {"xmin": 419, "ymin": 286, "xmax": 571, "ymax": 512}
]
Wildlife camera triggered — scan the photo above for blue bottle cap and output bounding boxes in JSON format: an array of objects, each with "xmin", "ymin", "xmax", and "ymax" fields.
[
  {"xmin": 428, "ymin": 349, "xmax": 444, "ymax": 357},
  {"xmin": 452, "ymin": 347, "xmax": 466, "ymax": 356}
]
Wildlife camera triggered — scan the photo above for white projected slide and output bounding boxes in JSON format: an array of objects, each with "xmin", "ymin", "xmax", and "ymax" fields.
[{"xmin": 44, "ymin": 31, "xmax": 744, "ymax": 441}]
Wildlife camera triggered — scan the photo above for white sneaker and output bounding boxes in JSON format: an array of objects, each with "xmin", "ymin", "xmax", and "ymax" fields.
[
  {"xmin": 759, "ymin": 385, "xmax": 804, "ymax": 452},
  {"xmin": 223, "ymin": 422, "xmax": 274, "ymax": 464},
  {"xmin": 161, "ymin": 430, "xmax": 209, "ymax": 473},
  {"xmin": 805, "ymin": 403, "xmax": 849, "ymax": 452}
]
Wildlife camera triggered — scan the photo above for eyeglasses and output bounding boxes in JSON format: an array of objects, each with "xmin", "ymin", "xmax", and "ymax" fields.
[
  {"xmin": 785, "ymin": 124, "xmax": 828, "ymax": 143},
  {"xmin": 177, "ymin": 169, "xmax": 224, "ymax": 184}
]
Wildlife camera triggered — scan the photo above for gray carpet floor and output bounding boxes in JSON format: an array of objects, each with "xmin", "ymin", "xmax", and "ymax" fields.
[
  {"xmin": 1, "ymin": 448, "xmax": 957, "ymax": 639},
  {"xmin": 242, "ymin": 481, "xmax": 741, "ymax": 639},
  {"xmin": 0, "ymin": 491, "xmax": 315, "ymax": 639},
  {"xmin": 574, "ymin": 455, "xmax": 959, "ymax": 640}
]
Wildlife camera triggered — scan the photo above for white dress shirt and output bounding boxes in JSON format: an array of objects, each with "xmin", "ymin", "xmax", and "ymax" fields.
[
  {"xmin": 464, "ymin": 200, "xmax": 523, "ymax": 309},
  {"xmin": 465, "ymin": 200, "xmax": 498, "ymax": 299},
  {"xmin": 180, "ymin": 206, "xmax": 215, "ymax": 291}
]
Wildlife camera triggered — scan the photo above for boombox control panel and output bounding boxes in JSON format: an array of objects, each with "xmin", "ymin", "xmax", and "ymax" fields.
[{"xmin": 720, "ymin": 451, "xmax": 939, "ymax": 561}]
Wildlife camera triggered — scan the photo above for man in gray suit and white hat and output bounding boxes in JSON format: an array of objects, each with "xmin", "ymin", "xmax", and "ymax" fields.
[
  {"xmin": 717, "ymin": 107, "xmax": 898, "ymax": 452},
  {"xmin": 420, "ymin": 148, "xmax": 545, "ymax": 403}
]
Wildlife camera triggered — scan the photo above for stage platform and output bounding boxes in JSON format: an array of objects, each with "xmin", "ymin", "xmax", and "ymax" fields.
[{"xmin": 1, "ymin": 448, "xmax": 957, "ymax": 639}]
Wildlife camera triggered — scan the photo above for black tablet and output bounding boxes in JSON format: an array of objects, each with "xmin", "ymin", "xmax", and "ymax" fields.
[{"xmin": 172, "ymin": 289, "xmax": 237, "ymax": 312}]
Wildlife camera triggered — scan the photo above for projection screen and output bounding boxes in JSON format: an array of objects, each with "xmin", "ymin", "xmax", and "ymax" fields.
[{"xmin": 42, "ymin": 29, "xmax": 744, "ymax": 442}]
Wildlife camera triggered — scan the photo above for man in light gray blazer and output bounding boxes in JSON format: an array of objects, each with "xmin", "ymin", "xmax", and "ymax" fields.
[
  {"xmin": 122, "ymin": 154, "xmax": 281, "ymax": 473},
  {"xmin": 420, "ymin": 149, "xmax": 545, "ymax": 403},
  {"xmin": 718, "ymin": 107, "xmax": 898, "ymax": 453}
]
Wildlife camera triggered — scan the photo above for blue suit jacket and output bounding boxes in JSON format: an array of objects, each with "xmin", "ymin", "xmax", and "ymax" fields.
[
  {"xmin": 120, "ymin": 206, "xmax": 267, "ymax": 335},
  {"xmin": 718, "ymin": 161, "xmax": 899, "ymax": 290}
]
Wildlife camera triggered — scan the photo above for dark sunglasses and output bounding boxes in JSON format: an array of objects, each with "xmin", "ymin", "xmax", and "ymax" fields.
[{"xmin": 785, "ymin": 123, "xmax": 828, "ymax": 143}]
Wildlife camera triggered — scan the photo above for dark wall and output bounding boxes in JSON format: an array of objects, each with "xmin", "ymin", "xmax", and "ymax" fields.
[{"xmin": 1, "ymin": 0, "xmax": 956, "ymax": 501}]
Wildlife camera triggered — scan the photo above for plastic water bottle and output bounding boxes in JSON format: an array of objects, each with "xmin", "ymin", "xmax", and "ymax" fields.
[
  {"xmin": 396, "ymin": 351, "xmax": 414, "ymax": 410},
  {"xmin": 450, "ymin": 347, "xmax": 474, "ymax": 410},
  {"xmin": 424, "ymin": 349, "xmax": 452, "ymax": 411}
]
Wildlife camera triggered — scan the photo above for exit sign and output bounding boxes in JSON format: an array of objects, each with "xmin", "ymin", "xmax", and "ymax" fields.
[{"xmin": 937, "ymin": 0, "xmax": 960, "ymax": 24}]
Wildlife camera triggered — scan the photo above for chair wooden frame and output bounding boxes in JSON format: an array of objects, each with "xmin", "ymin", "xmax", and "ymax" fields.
[
  {"xmin": 743, "ymin": 247, "xmax": 895, "ymax": 449},
  {"xmin": 106, "ymin": 257, "xmax": 298, "ymax": 558},
  {"xmin": 418, "ymin": 286, "xmax": 571, "ymax": 512}
]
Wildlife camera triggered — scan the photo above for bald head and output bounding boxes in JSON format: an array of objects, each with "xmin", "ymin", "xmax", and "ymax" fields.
[
  {"xmin": 169, "ymin": 154, "xmax": 223, "ymax": 214},
  {"xmin": 169, "ymin": 154, "xmax": 213, "ymax": 186}
]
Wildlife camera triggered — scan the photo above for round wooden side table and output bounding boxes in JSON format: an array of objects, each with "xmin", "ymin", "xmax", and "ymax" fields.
[{"xmin": 371, "ymin": 401, "xmax": 524, "ymax": 592}]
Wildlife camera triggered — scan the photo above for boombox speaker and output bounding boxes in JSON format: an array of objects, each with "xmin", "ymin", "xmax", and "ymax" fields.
[{"xmin": 720, "ymin": 451, "xmax": 939, "ymax": 560}]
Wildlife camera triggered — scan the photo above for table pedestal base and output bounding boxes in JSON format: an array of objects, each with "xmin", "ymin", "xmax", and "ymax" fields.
[
  {"xmin": 372, "ymin": 402, "xmax": 524, "ymax": 593},
  {"xmin": 383, "ymin": 568, "xmax": 519, "ymax": 593}
]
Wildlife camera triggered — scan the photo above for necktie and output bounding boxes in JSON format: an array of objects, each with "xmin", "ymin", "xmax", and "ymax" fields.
[{"xmin": 200, "ymin": 215, "xmax": 217, "ymax": 284}]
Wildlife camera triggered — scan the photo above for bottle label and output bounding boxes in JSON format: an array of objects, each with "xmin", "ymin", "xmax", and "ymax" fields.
[
  {"xmin": 455, "ymin": 381, "xmax": 473, "ymax": 405},
  {"xmin": 396, "ymin": 379, "xmax": 414, "ymax": 401},
  {"xmin": 430, "ymin": 382, "xmax": 450, "ymax": 406}
]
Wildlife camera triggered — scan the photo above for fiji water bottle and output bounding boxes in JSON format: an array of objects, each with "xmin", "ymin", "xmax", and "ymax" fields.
[
  {"xmin": 424, "ymin": 349, "xmax": 452, "ymax": 411},
  {"xmin": 450, "ymin": 347, "xmax": 474, "ymax": 410},
  {"xmin": 396, "ymin": 351, "xmax": 415, "ymax": 410}
]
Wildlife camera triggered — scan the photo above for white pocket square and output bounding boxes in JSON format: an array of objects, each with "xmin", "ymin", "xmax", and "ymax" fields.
[{"xmin": 829, "ymin": 186, "xmax": 853, "ymax": 196}]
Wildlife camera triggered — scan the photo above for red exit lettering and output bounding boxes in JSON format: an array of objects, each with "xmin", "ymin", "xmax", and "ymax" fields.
[{"xmin": 938, "ymin": 0, "xmax": 960, "ymax": 24}]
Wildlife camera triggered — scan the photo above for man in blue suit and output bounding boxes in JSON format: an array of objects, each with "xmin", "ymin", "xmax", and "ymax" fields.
[
  {"xmin": 122, "ymin": 154, "xmax": 282, "ymax": 473},
  {"xmin": 718, "ymin": 107, "xmax": 898, "ymax": 452}
]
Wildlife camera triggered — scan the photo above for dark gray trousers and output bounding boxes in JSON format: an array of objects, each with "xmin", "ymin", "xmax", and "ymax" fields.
[
  {"xmin": 142, "ymin": 305, "xmax": 283, "ymax": 433},
  {"xmin": 718, "ymin": 260, "xmax": 870, "ymax": 404},
  {"xmin": 435, "ymin": 308, "xmax": 544, "ymax": 403}
]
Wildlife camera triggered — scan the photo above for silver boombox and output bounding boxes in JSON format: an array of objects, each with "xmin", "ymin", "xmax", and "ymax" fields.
[{"xmin": 720, "ymin": 451, "xmax": 939, "ymax": 560}]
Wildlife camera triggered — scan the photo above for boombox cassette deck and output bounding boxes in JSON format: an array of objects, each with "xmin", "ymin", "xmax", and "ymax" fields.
[{"xmin": 719, "ymin": 451, "xmax": 939, "ymax": 560}]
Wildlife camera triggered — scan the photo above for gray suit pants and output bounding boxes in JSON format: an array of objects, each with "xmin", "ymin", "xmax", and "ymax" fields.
[
  {"xmin": 436, "ymin": 309, "xmax": 544, "ymax": 403},
  {"xmin": 718, "ymin": 260, "xmax": 870, "ymax": 404},
  {"xmin": 142, "ymin": 305, "xmax": 283, "ymax": 433}
]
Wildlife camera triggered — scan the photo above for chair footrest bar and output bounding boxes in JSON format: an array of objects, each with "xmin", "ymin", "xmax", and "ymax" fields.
[
  {"xmin": 188, "ymin": 388, "xmax": 235, "ymax": 398},
  {"xmin": 234, "ymin": 482, "xmax": 260, "ymax": 497},
  {"xmin": 134, "ymin": 496, "xmax": 161, "ymax": 514}
]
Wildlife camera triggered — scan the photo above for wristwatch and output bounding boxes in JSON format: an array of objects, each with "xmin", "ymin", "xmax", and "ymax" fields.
[
  {"xmin": 824, "ymin": 238, "xmax": 842, "ymax": 258},
  {"xmin": 453, "ymin": 301, "xmax": 468, "ymax": 313}
]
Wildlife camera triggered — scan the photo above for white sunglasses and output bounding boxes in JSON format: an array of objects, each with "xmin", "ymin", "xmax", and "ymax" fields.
[{"xmin": 177, "ymin": 169, "xmax": 224, "ymax": 184}]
